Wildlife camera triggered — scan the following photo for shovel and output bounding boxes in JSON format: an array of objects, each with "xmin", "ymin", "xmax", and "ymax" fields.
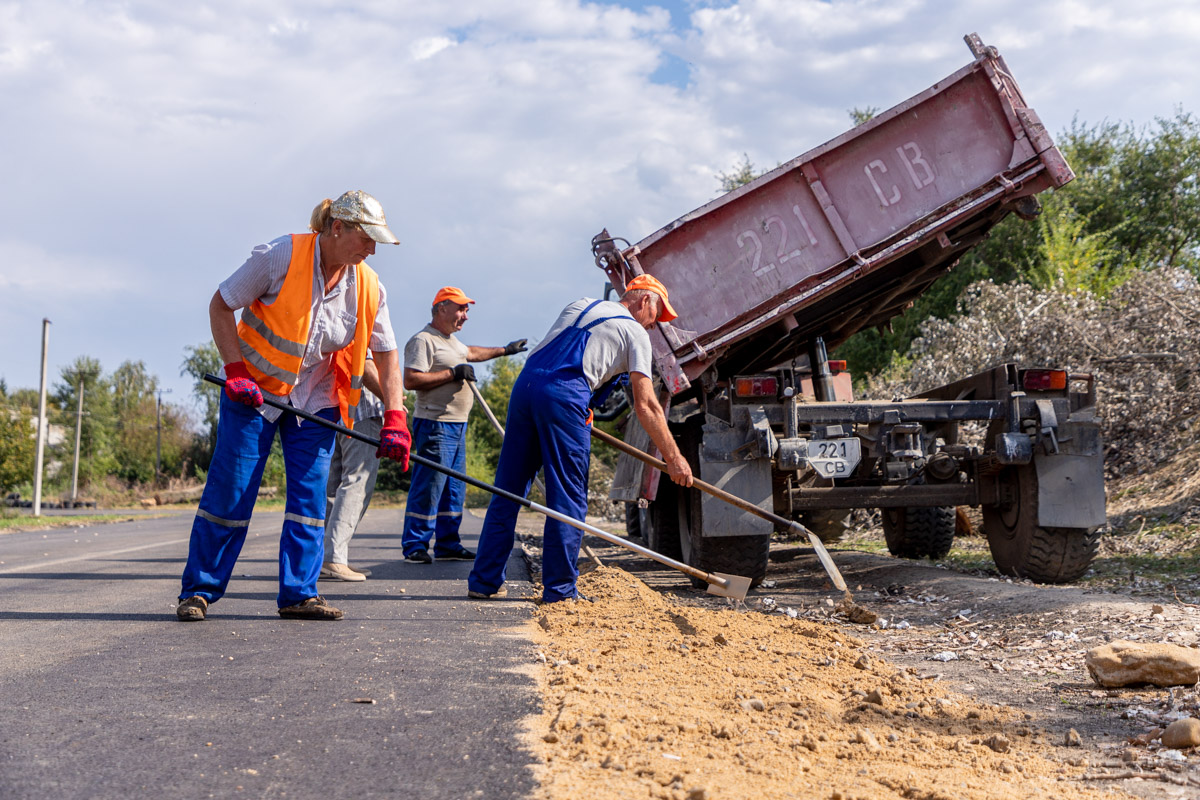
[
  {"xmin": 590, "ymin": 426, "xmax": 849, "ymax": 593},
  {"xmin": 203, "ymin": 374, "xmax": 751, "ymax": 601},
  {"xmin": 466, "ymin": 382, "xmax": 604, "ymax": 569}
]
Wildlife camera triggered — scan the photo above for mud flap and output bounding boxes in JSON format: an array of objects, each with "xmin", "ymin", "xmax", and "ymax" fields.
[{"xmin": 1034, "ymin": 422, "xmax": 1106, "ymax": 529}]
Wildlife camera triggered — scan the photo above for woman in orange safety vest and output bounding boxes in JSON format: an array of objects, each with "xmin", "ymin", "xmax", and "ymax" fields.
[{"xmin": 176, "ymin": 190, "xmax": 410, "ymax": 622}]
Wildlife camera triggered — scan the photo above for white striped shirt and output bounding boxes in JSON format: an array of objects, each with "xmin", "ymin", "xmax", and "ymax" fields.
[{"xmin": 219, "ymin": 234, "xmax": 397, "ymax": 422}]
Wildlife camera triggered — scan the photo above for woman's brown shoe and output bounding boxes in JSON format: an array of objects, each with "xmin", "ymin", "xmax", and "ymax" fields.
[{"xmin": 278, "ymin": 596, "xmax": 344, "ymax": 620}]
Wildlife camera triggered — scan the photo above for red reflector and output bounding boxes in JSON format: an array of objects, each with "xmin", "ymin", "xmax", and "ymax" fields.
[
  {"xmin": 827, "ymin": 360, "xmax": 847, "ymax": 372},
  {"xmin": 734, "ymin": 376, "xmax": 778, "ymax": 397},
  {"xmin": 1022, "ymin": 369, "xmax": 1067, "ymax": 391}
]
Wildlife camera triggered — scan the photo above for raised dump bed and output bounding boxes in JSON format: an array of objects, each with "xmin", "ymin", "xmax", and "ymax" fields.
[{"xmin": 597, "ymin": 34, "xmax": 1105, "ymax": 587}]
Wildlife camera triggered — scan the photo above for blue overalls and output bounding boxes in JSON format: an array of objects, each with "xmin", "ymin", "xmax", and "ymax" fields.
[
  {"xmin": 179, "ymin": 393, "xmax": 338, "ymax": 609},
  {"xmin": 468, "ymin": 300, "xmax": 626, "ymax": 602}
]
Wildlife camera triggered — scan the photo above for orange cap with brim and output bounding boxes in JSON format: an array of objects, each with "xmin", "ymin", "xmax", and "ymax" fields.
[
  {"xmin": 626, "ymin": 274, "xmax": 677, "ymax": 322},
  {"xmin": 432, "ymin": 286, "xmax": 475, "ymax": 306}
]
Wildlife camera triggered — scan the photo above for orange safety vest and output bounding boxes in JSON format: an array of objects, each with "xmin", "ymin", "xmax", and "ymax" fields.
[{"xmin": 236, "ymin": 233, "xmax": 380, "ymax": 429}]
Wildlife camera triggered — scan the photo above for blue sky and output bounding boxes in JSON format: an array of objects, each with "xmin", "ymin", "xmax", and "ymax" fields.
[{"xmin": 1, "ymin": 0, "xmax": 1197, "ymax": 422}]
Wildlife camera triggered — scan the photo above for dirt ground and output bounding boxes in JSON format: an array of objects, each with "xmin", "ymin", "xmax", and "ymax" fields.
[{"xmin": 507, "ymin": 509, "xmax": 1200, "ymax": 800}]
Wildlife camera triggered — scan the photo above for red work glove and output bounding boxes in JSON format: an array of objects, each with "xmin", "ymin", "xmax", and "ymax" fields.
[
  {"xmin": 223, "ymin": 361, "xmax": 263, "ymax": 407},
  {"xmin": 377, "ymin": 409, "xmax": 411, "ymax": 470}
]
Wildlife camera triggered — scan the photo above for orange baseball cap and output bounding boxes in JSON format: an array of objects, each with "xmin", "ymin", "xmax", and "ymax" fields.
[
  {"xmin": 626, "ymin": 274, "xmax": 677, "ymax": 322},
  {"xmin": 432, "ymin": 286, "xmax": 475, "ymax": 307}
]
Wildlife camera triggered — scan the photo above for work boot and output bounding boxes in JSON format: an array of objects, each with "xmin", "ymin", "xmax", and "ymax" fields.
[
  {"xmin": 467, "ymin": 585, "xmax": 508, "ymax": 600},
  {"xmin": 348, "ymin": 564, "xmax": 372, "ymax": 577},
  {"xmin": 278, "ymin": 596, "xmax": 344, "ymax": 620},
  {"xmin": 176, "ymin": 596, "xmax": 208, "ymax": 621},
  {"xmin": 319, "ymin": 563, "xmax": 367, "ymax": 582},
  {"xmin": 439, "ymin": 548, "xmax": 476, "ymax": 561}
]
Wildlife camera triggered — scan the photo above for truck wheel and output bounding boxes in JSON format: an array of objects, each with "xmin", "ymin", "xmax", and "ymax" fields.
[
  {"xmin": 800, "ymin": 508, "xmax": 851, "ymax": 543},
  {"xmin": 643, "ymin": 481, "xmax": 684, "ymax": 561},
  {"xmin": 624, "ymin": 502, "xmax": 643, "ymax": 539},
  {"xmin": 882, "ymin": 505, "xmax": 956, "ymax": 559},
  {"xmin": 680, "ymin": 528, "xmax": 772, "ymax": 590},
  {"xmin": 983, "ymin": 464, "xmax": 1099, "ymax": 583}
]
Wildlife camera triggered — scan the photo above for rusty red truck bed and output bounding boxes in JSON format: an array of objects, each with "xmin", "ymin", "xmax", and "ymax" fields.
[{"xmin": 594, "ymin": 34, "xmax": 1073, "ymax": 396}]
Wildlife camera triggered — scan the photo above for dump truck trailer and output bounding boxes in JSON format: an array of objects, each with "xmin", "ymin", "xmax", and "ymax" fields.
[{"xmin": 596, "ymin": 34, "xmax": 1106, "ymax": 587}]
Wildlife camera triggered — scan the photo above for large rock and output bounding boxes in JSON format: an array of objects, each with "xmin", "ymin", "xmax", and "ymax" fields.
[
  {"xmin": 1162, "ymin": 718, "xmax": 1200, "ymax": 749},
  {"xmin": 1085, "ymin": 640, "xmax": 1200, "ymax": 688}
]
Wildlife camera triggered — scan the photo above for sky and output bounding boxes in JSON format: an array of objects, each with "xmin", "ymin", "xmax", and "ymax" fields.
[{"xmin": 2, "ymin": 0, "xmax": 1198, "ymax": 422}]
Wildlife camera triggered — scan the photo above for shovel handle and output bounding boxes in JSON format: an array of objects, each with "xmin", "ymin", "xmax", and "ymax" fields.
[
  {"xmin": 591, "ymin": 425, "xmax": 848, "ymax": 593},
  {"xmin": 202, "ymin": 374, "xmax": 732, "ymax": 592}
]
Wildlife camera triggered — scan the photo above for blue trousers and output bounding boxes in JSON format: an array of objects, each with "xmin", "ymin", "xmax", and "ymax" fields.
[
  {"xmin": 401, "ymin": 419, "xmax": 468, "ymax": 558},
  {"xmin": 468, "ymin": 379, "xmax": 590, "ymax": 602},
  {"xmin": 179, "ymin": 394, "xmax": 337, "ymax": 609}
]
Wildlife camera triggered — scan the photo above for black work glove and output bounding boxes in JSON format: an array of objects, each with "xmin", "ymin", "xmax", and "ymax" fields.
[
  {"xmin": 504, "ymin": 339, "xmax": 528, "ymax": 356},
  {"xmin": 452, "ymin": 363, "xmax": 477, "ymax": 382}
]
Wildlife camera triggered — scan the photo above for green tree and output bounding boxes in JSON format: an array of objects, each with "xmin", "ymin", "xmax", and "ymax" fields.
[
  {"xmin": 716, "ymin": 153, "xmax": 762, "ymax": 193},
  {"xmin": 0, "ymin": 397, "xmax": 36, "ymax": 494},
  {"xmin": 51, "ymin": 356, "xmax": 117, "ymax": 489},
  {"xmin": 181, "ymin": 341, "xmax": 223, "ymax": 469}
]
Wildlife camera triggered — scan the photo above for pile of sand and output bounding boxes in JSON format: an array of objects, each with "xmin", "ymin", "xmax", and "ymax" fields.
[{"xmin": 526, "ymin": 566, "xmax": 1127, "ymax": 800}]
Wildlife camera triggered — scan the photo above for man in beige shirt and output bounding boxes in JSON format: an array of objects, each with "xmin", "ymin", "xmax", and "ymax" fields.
[{"xmin": 400, "ymin": 286, "xmax": 527, "ymax": 563}]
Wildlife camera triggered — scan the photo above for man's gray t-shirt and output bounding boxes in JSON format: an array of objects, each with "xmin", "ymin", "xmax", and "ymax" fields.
[
  {"xmin": 404, "ymin": 325, "xmax": 472, "ymax": 422},
  {"xmin": 529, "ymin": 298, "xmax": 653, "ymax": 391}
]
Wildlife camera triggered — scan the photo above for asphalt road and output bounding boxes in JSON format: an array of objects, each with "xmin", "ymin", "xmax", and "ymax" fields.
[{"xmin": 0, "ymin": 506, "xmax": 539, "ymax": 800}]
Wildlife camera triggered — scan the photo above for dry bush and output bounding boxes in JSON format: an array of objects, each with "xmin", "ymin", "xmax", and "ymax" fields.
[{"xmin": 863, "ymin": 267, "xmax": 1199, "ymax": 479}]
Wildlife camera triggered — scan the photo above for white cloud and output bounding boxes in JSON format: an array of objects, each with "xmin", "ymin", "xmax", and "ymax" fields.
[{"xmin": 0, "ymin": 0, "xmax": 1197, "ymax": 404}]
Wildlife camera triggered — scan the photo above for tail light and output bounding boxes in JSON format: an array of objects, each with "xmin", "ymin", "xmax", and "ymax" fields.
[
  {"xmin": 1022, "ymin": 369, "xmax": 1067, "ymax": 391},
  {"xmin": 734, "ymin": 376, "xmax": 778, "ymax": 398},
  {"xmin": 827, "ymin": 360, "xmax": 847, "ymax": 373}
]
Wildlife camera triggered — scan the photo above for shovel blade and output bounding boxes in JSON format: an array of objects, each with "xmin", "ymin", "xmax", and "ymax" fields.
[{"xmin": 705, "ymin": 572, "xmax": 752, "ymax": 601}]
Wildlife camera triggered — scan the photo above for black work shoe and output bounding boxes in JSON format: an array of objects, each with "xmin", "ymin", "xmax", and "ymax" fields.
[
  {"xmin": 278, "ymin": 596, "xmax": 344, "ymax": 620},
  {"xmin": 439, "ymin": 548, "xmax": 476, "ymax": 561},
  {"xmin": 176, "ymin": 596, "xmax": 208, "ymax": 621},
  {"xmin": 467, "ymin": 586, "xmax": 508, "ymax": 600},
  {"xmin": 404, "ymin": 550, "xmax": 433, "ymax": 564}
]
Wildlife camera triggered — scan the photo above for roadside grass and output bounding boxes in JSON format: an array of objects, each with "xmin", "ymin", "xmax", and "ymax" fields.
[{"xmin": 0, "ymin": 510, "xmax": 175, "ymax": 533}]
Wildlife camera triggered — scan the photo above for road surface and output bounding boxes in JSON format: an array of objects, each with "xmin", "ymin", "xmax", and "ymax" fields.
[{"xmin": 0, "ymin": 507, "xmax": 539, "ymax": 799}]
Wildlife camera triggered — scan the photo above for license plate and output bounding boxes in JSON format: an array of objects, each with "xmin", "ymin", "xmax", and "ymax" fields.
[{"xmin": 807, "ymin": 437, "xmax": 862, "ymax": 478}]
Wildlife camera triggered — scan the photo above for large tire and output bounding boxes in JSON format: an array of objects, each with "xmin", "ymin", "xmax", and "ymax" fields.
[
  {"xmin": 643, "ymin": 480, "xmax": 684, "ymax": 561},
  {"xmin": 624, "ymin": 502, "xmax": 642, "ymax": 539},
  {"xmin": 983, "ymin": 464, "xmax": 1099, "ymax": 583},
  {"xmin": 680, "ymin": 529, "xmax": 772, "ymax": 590},
  {"xmin": 800, "ymin": 508, "xmax": 852, "ymax": 543},
  {"xmin": 882, "ymin": 505, "xmax": 956, "ymax": 559}
]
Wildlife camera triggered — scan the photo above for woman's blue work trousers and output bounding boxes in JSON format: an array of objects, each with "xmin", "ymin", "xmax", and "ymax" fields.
[{"xmin": 179, "ymin": 394, "xmax": 338, "ymax": 609}]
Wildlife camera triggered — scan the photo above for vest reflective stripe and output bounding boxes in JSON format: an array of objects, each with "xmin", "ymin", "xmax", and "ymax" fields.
[
  {"xmin": 239, "ymin": 307, "xmax": 306, "ymax": 358},
  {"xmin": 284, "ymin": 512, "xmax": 325, "ymax": 527},
  {"xmin": 234, "ymin": 232, "xmax": 381, "ymax": 429},
  {"xmin": 240, "ymin": 345, "xmax": 300, "ymax": 386},
  {"xmin": 197, "ymin": 509, "xmax": 252, "ymax": 528}
]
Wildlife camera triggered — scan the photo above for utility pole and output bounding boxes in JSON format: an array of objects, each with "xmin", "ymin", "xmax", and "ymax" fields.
[
  {"xmin": 32, "ymin": 318, "xmax": 51, "ymax": 517},
  {"xmin": 155, "ymin": 388, "xmax": 172, "ymax": 484},
  {"xmin": 70, "ymin": 378, "xmax": 85, "ymax": 506}
]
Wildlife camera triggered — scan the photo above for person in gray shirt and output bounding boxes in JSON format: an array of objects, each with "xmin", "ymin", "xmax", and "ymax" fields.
[
  {"xmin": 400, "ymin": 286, "xmax": 527, "ymax": 563},
  {"xmin": 320, "ymin": 357, "xmax": 386, "ymax": 581}
]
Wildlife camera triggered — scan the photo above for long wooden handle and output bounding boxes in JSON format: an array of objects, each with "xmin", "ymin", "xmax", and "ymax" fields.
[{"xmin": 591, "ymin": 425, "xmax": 848, "ymax": 592}]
